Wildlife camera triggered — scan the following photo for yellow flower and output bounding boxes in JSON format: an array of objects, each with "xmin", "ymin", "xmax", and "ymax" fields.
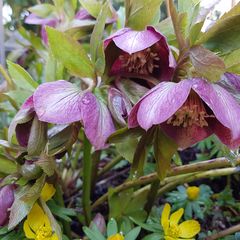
[
  {"xmin": 186, "ymin": 186, "xmax": 200, "ymax": 201},
  {"xmin": 41, "ymin": 183, "xmax": 56, "ymax": 202},
  {"xmin": 24, "ymin": 203, "xmax": 58, "ymax": 240},
  {"xmin": 161, "ymin": 203, "xmax": 200, "ymax": 240},
  {"xmin": 107, "ymin": 233, "xmax": 124, "ymax": 240}
]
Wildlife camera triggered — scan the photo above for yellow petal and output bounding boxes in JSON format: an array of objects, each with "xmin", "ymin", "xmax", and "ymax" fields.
[
  {"xmin": 169, "ymin": 208, "xmax": 184, "ymax": 226},
  {"xmin": 23, "ymin": 220, "xmax": 36, "ymax": 239},
  {"xmin": 161, "ymin": 203, "xmax": 171, "ymax": 233},
  {"xmin": 27, "ymin": 203, "xmax": 45, "ymax": 232},
  {"xmin": 41, "ymin": 183, "xmax": 56, "ymax": 202},
  {"xmin": 107, "ymin": 233, "xmax": 124, "ymax": 240},
  {"xmin": 179, "ymin": 220, "xmax": 200, "ymax": 238},
  {"xmin": 51, "ymin": 233, "xmax": 59, "ymax": 240},
  {"xmin": 164, "ymin": 236, "xmax": 178, "ymax": 240}
]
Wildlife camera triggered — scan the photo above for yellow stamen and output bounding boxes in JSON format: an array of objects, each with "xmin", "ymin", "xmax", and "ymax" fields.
[{"xmin": 36, "ymin": 225, "xmax": 53, "ymax": 240}]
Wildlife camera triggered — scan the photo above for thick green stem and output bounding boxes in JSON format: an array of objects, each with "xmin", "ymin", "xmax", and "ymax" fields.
[
  {"xmin": 82, "ymin": 135, "xmax": 92, "ymax": 225},
  {"xmin": 91, "ymin": 150, "xmax": 101, "ymax": 195},
  {"xmin": 92, "ymin": 157, "xmax": 240, "ymax": 209},
  {"xmin": 55, "ymin": 185, "xmax": 71, "ymax": 238},
  {"xmin": 97, "ymin": 155, "xmax": 123, "ymax": 177},
  {"xmin": 206, "ymin": 223, "xmax": 240, "ymax": 240},
  {"xmin": 157, "ymin": 167, "xmax": 240, "ymax": 197}
]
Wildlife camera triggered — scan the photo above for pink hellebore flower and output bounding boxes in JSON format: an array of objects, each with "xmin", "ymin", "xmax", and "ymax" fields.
[
  {"xmin": 104, "ymin": 26, "xmax": 176, "ymax": 82},
  {"xmin": 0, "ymin": 184, "xmax": 14, "ymax": 226},
  {"xmin": 32, "ymin": 80, "xmax": 115, "ymax": 150},
  {"xmin": 129, "ymin": 77, "xmax": 240, "ymax": 149}
]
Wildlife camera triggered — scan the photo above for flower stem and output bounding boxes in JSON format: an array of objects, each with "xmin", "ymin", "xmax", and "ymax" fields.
[
  {"xmin": 97, "ymin": 155, "xmax": 123, "ymax": 177},
  {"xmin": 92, "ymin": 157, "xmax": 240, "ymax": 209},
  {"xmin": 82, "ymin": 135, "xmax": 92, "ymax": 225},
  {"xmin": 206, "ymin": 223, "xmax": 240, "ymax": 240}
]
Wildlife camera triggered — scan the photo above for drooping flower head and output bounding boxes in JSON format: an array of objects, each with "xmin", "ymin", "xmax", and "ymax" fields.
[
  {"xmin": 104, "ymin": 26, "xmax": 176, "ymax": 83},
  {"xmin": 161, "ymin": 203, "xmax": 200, "ymax": 240},
  {"xmin": 0, "ymin": 184, "xmax": 14, "ymax": 226},
  {"xmin": 129, "ymin": 77, "xmax": 240, "ymax": 149}
]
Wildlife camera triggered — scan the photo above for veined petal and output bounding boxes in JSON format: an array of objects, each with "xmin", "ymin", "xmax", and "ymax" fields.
[
  {"xmin": 25, "ymin": 13, "xmax": 56, "ymax": 25},
  {"xmin": 23, "ymin": 220, "xmax": 36, "ymax": 239},
  {"xmin": 178, "ymin": 220, "xmax": 200, "ymax": 238},
  {"xmin": 192, "ymin": 78, "xmax": 240, "ymax": 140},
  {"xmin": 161, "ymin": 203, "xmax": 171, "ymax": 233},
  {"xmin": 169, "ymin": 208, "xmax": 184, "ymax": 226},
  {"xmin": 133, "ymin": 80, "xmax": 192, "ymax": 130},
  {"xmin": 33, "ymin": 80, "xmax": 83, "ymax": 124},
  {"xmin": 110, "ymin": 26, "xmax": 163, "ymax": 54},
  {"xmin": 80, "ymin": 92, "xmax": 115, "ymax": 150},
  {"xmin": 27, "ymin": 203, "xmax": 45, "ymax": 232}
]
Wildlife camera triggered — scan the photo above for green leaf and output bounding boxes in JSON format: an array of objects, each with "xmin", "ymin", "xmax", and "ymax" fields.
[
  {"xmin": 28, "ymin": 4, "xmax": 55, "ymax": 17},
  {"xmin": 223, "ymin": 48, "xmax": 240, "ymax": 74},
  {"xmin": 83, "ymin": 226, "xmax": 106, "ymax": 240},
  {"xmin": 8, "ymin": 175, "xmax": 45, "ymax": 229},
  {"xmin": 36, "ymin": 153, "xmax": 56, "ymax": 177},
  {"xmin": 154, "ymin": 128, "xmax": 177, "ymax": 180},
  {"xmin": 107, "ymin": 218, "xmax": 118, "ymax": 237},
  {"xmin": 125, "ymin": 0, "xmax": 163, "ymax": 30},
  {"xmin": 90, "ymin": 2, "xmax": 109, "ymax": 75},
  {"xmin": 46, "ymin": 27, "xmax": 95, "ymax": 78},
  {"xmin": 0, "ymin": 155, "xmax": 17, "ymax": 174},
  {"xmin": 189, "ymin": 45, "xmax": 226, "ymax": 82},
  {"xmin": 197, "ymin": 4, "xmax": 240, "ymax": 53},
  {"xmin": 125, "ymin": 227, "xmax": 141, "ymax": 240},
  {"xmin": 7, "ymin": 61, "xmax": 38, "ymax": 91},
  {"xmin": 79, "ymin": 0, "xmax": 102, "ymax": 18}
]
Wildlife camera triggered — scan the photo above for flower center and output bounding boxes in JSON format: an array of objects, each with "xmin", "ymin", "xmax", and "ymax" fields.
[
  {"xmin": 119, "ymin": 48, "xmax": 160, "ymax": 75},
  {"xmin": 36, "ymin": 226, "xmax": 53, "ymax": 240},
  {"xmin": 167, "ymin": 224, "xmax": 180, "ymax": 238},
  {"xmin": 187, "ymin": 186, "xmax": 200, "ymax": 200},
  {"xmin": 167, "ymin": 92, "xmax": 213, "ymax": 128}
]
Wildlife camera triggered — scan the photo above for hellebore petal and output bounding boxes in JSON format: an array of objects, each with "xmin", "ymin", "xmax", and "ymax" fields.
[
  {"xmin": 108, "ymin": 87, "xmax": 132, "ymax": 126},
  {"xmin": 129, "ymin": 80, "xmax": 193, "ymax": 130},
  {"xmin": 161, "ymin": 122, "xmax": 213, "ymax": 149},
  {"xmin": 9, "ymin": 96, "xmax": 35, "ymax": 147},
  {"xmin": 33, "ymin": 80, "xmax": 83, "ymax": 124},
  {"xmin": 223, "ymin": 73, "xmax": 240, "ymax": 91},
  {"xmin": 75, "ymin": 8, "xmax": 94, "ymax": 20},
  {"xmin": 25, "ymin": 13, "xmax": 54, "ymax": 25},
  {"xmin": 192, "ymin": 78, "xmax": 240, "ymax": 140},
  {"xmin": 0, "ymin": 185, "xmax": 14, "ymax": 226},
  {"xmin": 80, "ymin": 92, "xmax": 115, "ymax": 150}
]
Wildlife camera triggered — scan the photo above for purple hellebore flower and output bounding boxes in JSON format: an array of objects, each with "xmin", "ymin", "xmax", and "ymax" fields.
[
  {"xmin": 108, "ymin": 87, "xmax": 132, "ymax": 126},
  {"xmin": 32, "ymin": 80, "xmax": 115, "ymax": 150},
  {"xmin": 0, "ymin": 184, "xmax": 14, "ymax": 226},
  {"xmin": 129, "ymin": 77, "xmax": 240, "ymax": 149},
  {"xmin": 104, "ymin": 26, "xmax": 176, "ymax": 82}
]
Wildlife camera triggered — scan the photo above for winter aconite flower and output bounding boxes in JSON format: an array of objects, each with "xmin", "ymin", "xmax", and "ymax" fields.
[
  {"xmin": 41, "ymin": 183, "xmax": 56, "ymax": 202},
  {"xmin": 161, "ymin": 203, "xmax": 200, "ymax": 240},
  {"xmin": 104, "ymin": 26, "xmax": 175, "ymax": 82},
  {"xmin": 187, "ymin": 186, "xmax": 200, "ymax": 201},
  {"xmin": 107, "ymin": 233, "xmax": 124, "ymax": 240},
  {"xmin": 24, "ymin": 203, "xmax": 58, "ymax": 240},
  {"xmin": 129, "ymin": 77, "xmax": 240, "ymax": 149}
]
